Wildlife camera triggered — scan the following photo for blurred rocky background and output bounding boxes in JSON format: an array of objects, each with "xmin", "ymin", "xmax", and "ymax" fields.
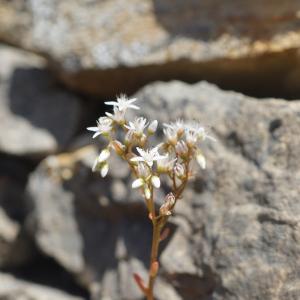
[{"xmin": 0, "ymin": 1, "xmax": 300, "ymax": 299}]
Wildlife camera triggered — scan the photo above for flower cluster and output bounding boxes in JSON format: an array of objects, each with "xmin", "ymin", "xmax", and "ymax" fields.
[{"xmin": 87, "ymin": 94, "xmax": 214, "ymax": 299}]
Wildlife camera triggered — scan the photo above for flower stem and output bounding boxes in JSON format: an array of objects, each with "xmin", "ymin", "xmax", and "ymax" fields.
[{"xmin": 146, "ymin": 220, "xmax": 161, "ymax": 300}]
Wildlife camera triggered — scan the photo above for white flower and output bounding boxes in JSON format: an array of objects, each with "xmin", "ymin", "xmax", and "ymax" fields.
[
  {"xmin": 185, "ymin": 129, "xmax": 198, "ymax": 146},
  {"xmin": 184, "ymin": 121, "xmax": 216, "ymax": 142},
  {"xmin": 125, "ymin": 117, "xmax": 148, "ymax": 137},
  {"xmin": 132, "ymin": 163, "xmax": 161, "ymax": 190},
  {"xmin": 131, "ymin": 146, "xmax": 167, "ymax": 167},
  {"xmin": 175, "ymin": 141, "xmax": 189, "ymax": 157},
  {"xmin": 164, "ymin": 119, "xmax": 185, "ymax": 136},
  {"xmin": 105, "ymin": 107, "xmax": 126, "ymax": 123},
  {"xmin": 148, "ymin": 120, "xmax": 158, "ymax": 134},
  {"xmin": 87, "ymin": 117, "xmax": 113, "ymax": 138},
  {"xmin": 137, "ymin": 163, "xmax": 151, "ymax": 178},
  {"xmin": 105, "ymin": 94, "xmax": 139, "ymax": 111},
  {"xmin": 163, "ymin": 127, "xmax": 177, "ymax": 145},
  {"xmin": 157, "ymin": 156, "xmax": 177, "ymax": 173}
]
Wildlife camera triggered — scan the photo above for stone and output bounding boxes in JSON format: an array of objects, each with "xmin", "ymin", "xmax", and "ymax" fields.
[
  {"xmin": 1, "ymin": 1, "xmax": 300, "ymax": 97},
  {"xmin": 26, "ymin": 80, "xmax": 300, "ymax": 299},
  {"xmin": 0, "ymin": 272, "xmax": 84, "ymax": 300},
  {"xmin": 0, "ymin": 153, "xmax": 36, "ymax": 268},
  {"xmin": 134, "ymin": 81, "xmax": 300, "ymax": 300},
  {"xmin": 0, "ymin": 44, "xmax": 82, "ymax": 156},
  {"xmin": 26, "ymin": 145, "xmax": 151, "ymax": 298}
]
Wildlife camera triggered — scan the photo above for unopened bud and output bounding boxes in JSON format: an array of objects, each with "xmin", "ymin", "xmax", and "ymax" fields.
[
  {"xmin": 132, "ymin": 178, "xmax": 144, "ymax": 189},
  {"xmin": 100, "ymin": 163, "xmax": 109, "ymax": 177},
  {"xmin": 159, "ymin": 193, "xmax": 176, "ymax": 216},
  {"xmin": 137, "ymin": 163, "xmax": 150, "ymax": 178},
  {"xmin": 98, "ymin": 148, "xmax": 110, "ymax": 163},
  {"xmin": 151, "ymin": 175, "xmax": 161, "ymax": 188},
  {"xmin": 196, "ymin": 150, "xmax": 206, "ymax": 169},
  {"xmin": 144, "ymin": 185, "xmax": 151, "ymax": 199},
  {"xmin": 148, "ymin": 120, "xmax": 158, "ymax": 134},
  {"xmin": 125, "ymin": 130, "xmax": 135, "ymax": 145},
  {"xmin": 111, "ymin": 140, "xmax": 125, "ymax": 156},
  {"xmin": 174, "ymin": 163, "xmax": 185, "ymax": 179}
]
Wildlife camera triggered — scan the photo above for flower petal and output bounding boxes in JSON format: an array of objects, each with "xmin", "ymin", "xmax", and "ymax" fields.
[
  {"xmin": 87, "ymin": 127, "xmax": 98, "ymax": 132},
  {"xmin": 132, "ymin": 178, "xmax": 144, "ymax": 189},
  {"xmin": 100, "ymin": 163, "xmax": 109, "ymax": 177},
  {"xmin": 92, "ymin": 131, "xmax": 101, "ymax": 138},
  {"xmin": 104, "ymin": 101, "xmax": 118, "ymax": 106},
  {"xmin": 98, "ymin": 149, "xmax": 110, "ymax": 162},
  {"xmin": 130, "ymin": 156, "xmax": 144, "ymax": 162}
]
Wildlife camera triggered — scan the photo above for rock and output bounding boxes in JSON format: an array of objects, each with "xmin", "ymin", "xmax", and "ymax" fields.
[
  {"xmin": 134, "ymin": 81, "xmax": 300, "ymax": 300},
  {"xmin": 26, "ymin": 80, "xmax": 300, "ymax": 299},
  {"xmin": 0, "ymin": 206, "xmax": 33, "ymax": 268},
  {"xmin": 0, "ymin": 272, "xmax": 84, "ymax": 300},
  {"xmin": 26, "ymin": 145, "xmax": 151, "ymax": 299},
  {"xmin": 1, "ymin": 1, "xmax": 300, "ymax": 97},
  {"xmin": 0, "ymin": 208, "xmax": 19, "ymax": 263},
  {"xmin": 0, "ymin": 153, "xmax": 35, "ymax": 268},
  {"xmin": 0, "ymin": 44, "xmax": 82, "ymax": 156}
]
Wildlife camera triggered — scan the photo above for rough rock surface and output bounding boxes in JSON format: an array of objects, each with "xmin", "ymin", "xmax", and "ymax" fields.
[
  {"xmin": 0, "ymin": 272, "xmax": 84, "ymax": 300},
  {"xmin": 1, "ymin": 1, "xmax": 300, "ymax": 97},
  {"xmin": 25, "ymin": 81, "xmax": 300, "ymax": 299},
  {"xmin": 0, "ymin": 44, "xmax": 82, "ymax": 156}
]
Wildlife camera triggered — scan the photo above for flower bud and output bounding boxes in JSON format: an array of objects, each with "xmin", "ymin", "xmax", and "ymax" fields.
[
  {"xmin": 100, "ymin": 163, "xmax": 109, "ymax": 177},
  {"xmin": 151, "ymin": 175, "xmax": 161, "ymax": 188},
  {"xmin": 159, "ymin": 193, "xmax": 176, "ymax": 216},
  {"xmin": 98, "ymin": 148, "xmax": 110, "ymax": 163},
  {"xmin": 144, "ymin": 185, "xmax": 151, "ymax": 199},
  {"xmin": 175, "ymin": 141, "xmax": 188, "ymax": 158},
  {"xmin": 196, "ymin": 150, "xmax": 206, "ymax": 169},
  {"xmin": 148, "ymin": 120, "xmax": 158, "ymax": 134},
  {"xmin": 137, "ymin": 163, "xmax": 150, "ymax": 178},
  {"xmin": 111, "ymin": 140, "xmax": 125, "ymax": 156},
  {"xmin": 132, "ymin": 178, "xmax": 145, "ymax": 189},
  {"xmin": 125, "ymin": 130, "xmax": 135, "ymax": 145},
  {"xmin": 174, "ymin": 163, "xmax": 185, "ymax": 179}
]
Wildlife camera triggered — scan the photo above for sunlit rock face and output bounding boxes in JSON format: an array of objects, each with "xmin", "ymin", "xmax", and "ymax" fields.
[{"xmin": 1, "ymin": 0, "xmax": 300, "ymax": 97}]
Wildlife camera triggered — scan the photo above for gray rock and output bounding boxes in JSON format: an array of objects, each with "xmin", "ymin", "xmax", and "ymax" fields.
[
  {"xmin": 26, "ymin": 81, "xmax": 300, "ymax": 299},
  {"xmin": 26, "ymin": 146, "xmax": 151, "ymax": 298},
  {"xmin": 0, "ymin": 45, "xmax": 82, "ymax": 156},
  {"xmin": 135, "ymin": 81, "xmax": 300, "ymax": 300},
  {"xmin": 1, "ymin": 1, "xmax": 300, "ymax": 97},
  {"xmin": 0, "ymin": 272, "xmax": 84, "ymax": 300}
]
